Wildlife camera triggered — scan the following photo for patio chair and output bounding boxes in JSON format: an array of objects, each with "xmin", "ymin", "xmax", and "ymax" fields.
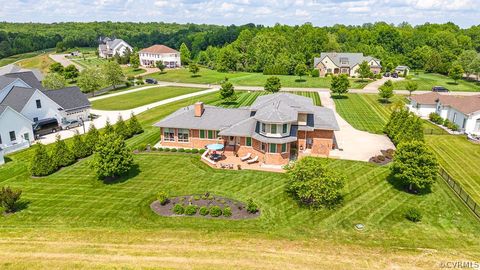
[
  {"xmin": 240, "ymin": 153, "xmax": 251, "ymax": 161},
  {"xmin": 229, "ymin": 164, "xmax": 234, "ymax": 169},
  {"xmin": 247, "ymin": 156, "xmax": 258, "ymax": 164}
]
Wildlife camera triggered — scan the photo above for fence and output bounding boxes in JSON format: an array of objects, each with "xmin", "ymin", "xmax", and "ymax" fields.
[{"xmin": 439, "ymin": 168, "xmax": 480, "ymax": 219}]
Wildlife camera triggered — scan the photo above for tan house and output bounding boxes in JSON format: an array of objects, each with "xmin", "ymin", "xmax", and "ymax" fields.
[
  {"xmin": 139, "ymin": 45, "xmax": 181, "ymax": 68},
  {"xmin": 314, "ymin": 52, "xmax": 381, "ymax": 77},
  {"xmin": 154, "ymin": 93, "xmax": 340, "ymax": 166}
]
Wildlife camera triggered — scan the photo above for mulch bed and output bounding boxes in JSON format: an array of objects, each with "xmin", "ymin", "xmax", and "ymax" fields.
[
  {"xmin": 368, "ymin": 149, "xmax": 395, "ymax": 165},
  {"xmin": 150, "ymin": 194, "xmax": 260, "ymax": 220}
]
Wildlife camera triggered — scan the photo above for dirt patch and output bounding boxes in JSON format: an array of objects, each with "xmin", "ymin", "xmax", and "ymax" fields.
[{"xmin": 150, "ymin": 194, "xmax": 260, "ymax": 220}]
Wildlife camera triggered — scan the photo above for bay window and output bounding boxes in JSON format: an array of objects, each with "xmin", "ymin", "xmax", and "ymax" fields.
[{"xmin": 163, "ymin": 128, "xmax": 175, "ymax": 141}]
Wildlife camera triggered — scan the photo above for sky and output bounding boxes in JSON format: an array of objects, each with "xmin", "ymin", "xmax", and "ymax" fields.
[{"xmin": 0, "ymin": 0, "xmax": 479, "ymax": 28}]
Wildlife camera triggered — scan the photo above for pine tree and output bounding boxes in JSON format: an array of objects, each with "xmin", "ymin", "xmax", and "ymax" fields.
[
  {"xmin": 115, "ymin": 115, "xmax": 129, "ymax": 139},
  {"xmin": 127, "ymin": 113, "xmax": 143, "ymax": 136},
  {"xmin": 29, "ymin": 143, "xmax": 54, "ymax": 176},
  {"xmin": 71, "ymin": 131, "xmax": 90, "ymax": 159},
  {"xmin": 91, "ymin": 132, "xmax": 134, "ymax": 180},
  {"xmin": 51, "ymin": 134, "xmax": 75, "ymax": 169},
  {"xmin": 85, "ymin": 124, "xmax": 100, "ymax": 155},
  {"xmin": 104, "ymin": 119, "xmax": 114, "ymax": 135}
]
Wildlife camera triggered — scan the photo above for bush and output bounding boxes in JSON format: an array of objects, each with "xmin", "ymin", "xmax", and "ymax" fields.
[
  {"xmin": 184, "ymin": 205, "xmax": 198, "ymax": 215},
  {"xmin": 0, "ymin": 186, "xmax": 22, "ymax": 213},
  {"xmin": 29, "ymin": 143, "xmax": 55, "ymax": 176},
  {"xmin": 173, "ymin": 204, "xmax": 184, "ymax": 215},
  {"xmin": 125, "ymin": 81, "xmax": 132, "ymax": 87},
  {"xmin": 246, "ymin": 198, "xmax": 259, "ymax": 213},
  {"xmin": 310, "ymin": 69, "xmax": 320, "ymax": 77},
  {"xmin": 157, "ymin": 191, "xmax": 169, "ymax": 205},
  {"xmin": 170, "ymin": 148, "xmax": 177, "ymax": 152},
  {"xmin": 429, "ymin": 113, "xmax": 443, "ymax": 125},
  {"xmin": 223, "ymin": 207, "xmax": 232, "ymax": 217},
  {"xmin": 164, "ymin": 148, "xmax": 170, "ymax": 152},
  {"xmin": 405, "ymin": 207, "xmax": 422, "ymax": 222},
  {"xmin": 209, "ymin": 206, "xmax": 222, "ymax": 217},
  {"xmin": 198, "ymin": 149, "xmax": 205, "ymax": 154},
  {"xmin": 377, "ymin": 155, "xmax": 386, "ymax": 161},
  {"xmin": 199, "ymin": 206, "xmax": 209, "ymax": 216},
  {"xmin": 157, "ymin": 147, "xmax": 163, "ymax": 151},
  {"xmin": 184, "ymin": 149, "xmax": 192, "ymax": 153},
  {"xmin": 194, "ymin": 195, "xmax": 200, "ymax": 200},
  {"xmin": 178, "ymin": 148, "xmax": 185, "ymax": 152},
  {"xmin": 192, "ymin": 149, "xmax": 199, "ymax": 154},
  {"xmin": 137, "ymin": 143, "xmax": 147, "ymax": 151},
  {"xmin": 127, "ymin": 75, "xmax": 135, "ymax": 81}
]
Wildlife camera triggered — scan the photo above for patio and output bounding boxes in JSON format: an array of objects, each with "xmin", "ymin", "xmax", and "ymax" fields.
[{"xmin": 201, "ymin": 148, "xmax": 284, "ymax": 173}]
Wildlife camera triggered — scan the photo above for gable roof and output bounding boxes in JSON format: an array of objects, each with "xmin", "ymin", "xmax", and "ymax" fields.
[
  {"xmin": 314, "ymin": 53, "xmax": 381, "ymax": 69},
  {"xmin": 0, "ymin": 76, "xmax": 18, "ymax": 91},
  {"xmin": 42, "ymin": 86, "xmax": 91, "ymax": 111},
  {"xmin": 0, "ymin": 64, "xmax": 44, "ymax": 81},
  {"xmin": 410, "ymin": 92, "xmax": 480, "ymax": 115},
  {"xmin": 5, "ymin": 71, "xmax": 44, "ymax": 90},
  {"xmin": 1, "ymin": 86, "xmax": 36, "ymax": 112},
  {"xmin": 140, "ymin": 45, "xmax": 179, "ymax": 54}
]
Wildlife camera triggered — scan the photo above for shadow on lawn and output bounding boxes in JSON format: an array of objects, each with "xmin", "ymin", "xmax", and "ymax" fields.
[
  {"xmin": 295, "ymin": 79, "xmax": 306, "ymax": 82},
  {"xmin": 386, "ymin": 174, "xmax": 432, "ymax": 196},
  {"xmin": 331, "ymin": 95, "xmax": 349, "ymax": 100},
  {"xmin": 102, "ymin": 164, "xmax": 141, "ymax": 185}
]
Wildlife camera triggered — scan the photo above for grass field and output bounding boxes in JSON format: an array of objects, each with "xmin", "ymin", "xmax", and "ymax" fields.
[
  {"xmin": 149, "ymin": 67, "xmax": 369, "ymax": 89},
  {"xmin": 333, "ymin": 94, "xmax": 405, "ymax": 134},
  {"xmin": 1, "ymin": 91, "xmax": 480, "ymax": 267},
  {"xmin": 0, "ymin": 49, "xmax": 54, "ymax": 67},
  {"xmin": 393, "ymin": 71, "xmax": 480, "ymax": 92},
  {"xmin": 91, "ymin": 86, "xmax": 207, "ymax": 110},
  {"xmin": 211, "ymin": 91, "xmax": 321, "ymax": 108},
  {"xmin": 427, "ymin": 135, "xmax": 480, "ymax": 204},
  {"xmin": 15, "ymin": 53, "xmax": 55, "ymax": 74}
]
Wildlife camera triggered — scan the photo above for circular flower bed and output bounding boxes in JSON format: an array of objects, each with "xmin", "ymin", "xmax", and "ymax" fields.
[{"xmin": 150, "ymin": 193, "xmax": 260, "ymax": 220}]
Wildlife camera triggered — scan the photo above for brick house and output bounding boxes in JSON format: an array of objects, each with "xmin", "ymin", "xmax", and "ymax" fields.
[
  {"xmin": 154, "ymin": 93, "xmax": 339, "ymax": 166},
  {"xmin": 313, "ymin": 52, "xmax": 381, "ymax": 77}
]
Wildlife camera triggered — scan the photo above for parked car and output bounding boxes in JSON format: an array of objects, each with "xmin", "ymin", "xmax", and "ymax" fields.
[
  {"xmin": 61, "ymin": 120, "xmax": 82, "ymax": 130},
  {"xmin": 145, "ymin": 78, "xmax": 158, "ymax": 84},
  {"xmin": 383, "ymin": 72, "xmax": 390, "ymax": 77},
  {"xmin": 33, "ymin": 118, "xmax": 59, "ymax": 139},
  {"xmin": 391, "ymin": 72, "xmax": 399, "ymax": 78},
  {"xmin": 432, "ymin": 86, "xmax": 449, "ymax": 92}
]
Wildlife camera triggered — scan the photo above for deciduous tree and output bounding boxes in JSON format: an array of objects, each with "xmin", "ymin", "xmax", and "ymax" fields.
[
  {"xmin": 358, "ymin": 61, "xmax": 372, "ymax": 81},
  {"xmin": 179, "ymin": 43, "xmax": 191, "ymax": 65},
  {"xmin": 330, "ymin": 74, "xmax": 350, "ymax": 96},
  {"xmin": 264, "ymin": 76, "xmax": 281, "ymax": 93},
  {"xmin": 77, "ymin": 68, "xmax": 103, "ymax": 96},
  {"xmin": 42, "ymin": 73, "xmax": 66, "ymax": 90},
  {"xmin": 406, "ymin": 81, "xmax": 418, "ymax": 96},
  {"xmin": 448, "ymin": 64, "xmax": 464, "ymax": 84},
  {"xmin": 101, "ymin": 61, "xmax": 124, "ymax": 89}
]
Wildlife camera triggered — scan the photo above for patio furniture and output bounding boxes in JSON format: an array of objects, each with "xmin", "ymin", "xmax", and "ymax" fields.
[
  {"xmin": 210, "ymin": 153, "xmax": 222, "ymax": 161},
  {"xmin": 240, "ymin": 153, "xmax": 251, "ymax": 161},
  {"xmin": 229, "ymin": 164, "xmax": 234, "ymax": 169},
  {"xmin": 247, "ymin": 156, "xmax": 258, "ymax": 164}
]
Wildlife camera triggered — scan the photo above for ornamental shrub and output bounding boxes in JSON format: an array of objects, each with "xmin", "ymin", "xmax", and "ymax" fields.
[
  {"xmin": 405, "ymin": 207, "xmax": 422, "ymax": 222},
  {"xmin": 0, "ymin": 186, "xmax": 22, "ymax": 213},
  {"xmin": 29, "ymin": 143, "xmax": 55, "ymax": 176},
  {"xmin": 71, "ymin": 131, "xmax": 90, "ymax": 159},
  {"xmin": 178, "ymin": 148, "xmax": 185, "ymax": 152},
  {"xmin": 170, "ymin": 148, "xmax": 177, "ymax": 152},
  {"xmin": 429, "ymin": 113, "xmax": 443, "ymax": 124},
  {"xmin": 184, "ymin": 149, "xmax": 191, "ymax": 153},
  {"xmin": 164, "ymin": 148, "xmax": 170, "ymax": 152},
  {"xmin": 198, "ymin": 149, "xmax": 205, "ymax": 154},
  {"xmin": 310, "ymin": 69, "xmax": 320, "ymax": 77},
  {"xmin": 51, "ymin": 134, "xmax": 75, "ymax": 169},
  {"xmin": 209, "ymin": 206, "xmax": 222, "ymax": 217},
  {"xmin": 173, "ymin": 204, "xmax": 184, "ymax": 215},
  {"xmin": 223, "ymin": 207, "xmax": 232, "ymax": 217},
  {"xmin": 199, "ymin": 206, "xmax": 209, "ymax": 216},
  {"xmin": 246, "ymin": 198, "xmax": 259, "ymax": 213},
  {"xmin": 127, "ymin": 113, "xmax": 143, "ymax": 136},
  {"xmin": 192, "ymin": 149, "xmax": 199, "ymax": 154},
  {"xmin": 184, "ymin": 205, "xmax": 198, "ymax": 215},
  {"xmin": 157, "ymin": 191, "xmax": 169, "ymax": 205}
]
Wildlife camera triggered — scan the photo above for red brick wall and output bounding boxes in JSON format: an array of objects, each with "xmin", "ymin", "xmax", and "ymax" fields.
[
  {"xmin": 159, "ymin": 128, "xmax": 222, "ymax": 149},
  {"xmin": 297, "ymin": 129, "xmax": 334, "ymax": 156}
]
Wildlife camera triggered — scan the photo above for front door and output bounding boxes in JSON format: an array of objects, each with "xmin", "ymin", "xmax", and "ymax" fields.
[{"xmin": 228, "ymin": 136, "xmax": 236, "ymax": 146}]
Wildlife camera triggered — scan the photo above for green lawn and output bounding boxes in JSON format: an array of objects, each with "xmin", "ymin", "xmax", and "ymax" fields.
[
  {"xmin": 0, "ymin": 49, "xmax": 54, "ymax": 67},
  {"xmin": 333, "ymin": 94, "xmax": 405, "ymax": 134},
  {"xmin": 148, "ymin": 67, "xmax": 369, "ymax": 89},
  {"xmin": 91, "ymin": 86, "xmax": 207, "ymax": 110},
  {"xmin": 1, "ymin": 91, "xmax": 479, "ymax": 266},
  {"xmin": 71, "ymin": 57, "xmax": 106, "ymax": 69},
  {"xmin": 211, "ymin": 91, "xmax": 321, "ymax": 108},
  {"xmin": 427, "ymin": 135, "xmax": 480, "ymax": 204},
  {"xmin": 394, "ymin": 71, "xmax": 480, "ymax": 92}
]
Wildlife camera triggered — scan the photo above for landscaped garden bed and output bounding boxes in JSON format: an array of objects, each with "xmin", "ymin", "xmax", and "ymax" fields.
[
  {"xmin": 150, "ymin": 193, "xmax": 260, "ymax": 219},
  {"xmin": 369, "ymin": 149, "xmax": 395, "ymax": 165}
]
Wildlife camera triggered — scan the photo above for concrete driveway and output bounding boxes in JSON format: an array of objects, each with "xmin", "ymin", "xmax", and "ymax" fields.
[{"xmin": 319, "ymin": 92, "xmax": 395, "ymax": 162}]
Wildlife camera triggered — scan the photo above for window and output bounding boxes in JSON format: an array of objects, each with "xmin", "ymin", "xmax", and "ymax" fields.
[
  {"xmin": 9, "ymin": 131, "xmax": 16, "ymax": 142},
  {"xmin": 271, "ymin": 124, "xmax": 277, "ymax": 134},
  {"xmin": 282, "ymin": 124, "xmax": 288, "ymax": 134},
  {"xmin": 163, "ymin": 128, "xmax": 175, "ymax": 142},
  {"xmin": 281, "ymin": 143, "xmax": 287, "ymax": 153},
  {"xmin": 246, "ymin": 137, "xmax": 252, "ymax": 147},
  {"xmin": 208, "ymin": 130, "xmax": 214, "ymax": 139},
  {"xmin": 0, "ymin": 135, "xmax": 2, "ymax": 144},
  {"xmin": 340, "ymin": 57, "xmax": 349, "ymax": 65},
  {"xmin": 269, "ymin": 143, "xmax": 277, "ymax": 153},
  {"xmin": 453, "ymin": 113, "xmax": 457, "ymax": 122},
  {"xmin": 261, "ymin": 123, "xmax": 266, "ymax": 133},
  {"xmin": 36, "ymin": 99, "xmax": 41, "ymax": 109},
  {"xmin": 24, "ymin": 133, "xmax": 30, "ymax": 141},
  {"xmin": 33, "ymin": 117, "xmax": 38, "ymax": 122},
  {"xmin": 261, "ymin": 143, "xmax": 267, "ymax": 152},
  {"xmin": 178, "ymin": 129, "xmax": 189, "ymax": 142},
  {"xmin": 199, "ymin": 130, "xmax": 205, "ymax": 139}
]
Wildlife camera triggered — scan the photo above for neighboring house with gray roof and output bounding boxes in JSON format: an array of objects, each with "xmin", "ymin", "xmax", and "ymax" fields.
[
  {"xmin": 0, "ymin": 64, "xmax": 44, "ymax": 81},
  {"xmin": 0, "ymin": 71, "xmax": 90, "ymax": 151},
  {"xmin": 154, "ymin": 93, "xmax": 339, "ymax": 165},
  {"xmin": 313, "ymin": 52, "xmax": 381, "ymax": 77},
  {"xmin": 98, "ymin": 38, "xmax": 133, "ymax": 58}
]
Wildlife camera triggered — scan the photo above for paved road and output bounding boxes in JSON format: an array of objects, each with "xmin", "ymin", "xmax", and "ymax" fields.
[
  {"xmin": 319, "ymin": 92, "xmax": 395, "ymax": 162},
  {"xmin": 49, "ymin": 54, "xmax": 84, "ymax": 71},
  {"xmin": 37, "ymin": 87, "xmax": 219, "ymax": 144}
]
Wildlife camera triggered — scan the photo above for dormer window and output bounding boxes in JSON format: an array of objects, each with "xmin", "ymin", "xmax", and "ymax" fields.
[{"xmin": 340, "ymin": 57, "xmax": 349, "ymax": 65}]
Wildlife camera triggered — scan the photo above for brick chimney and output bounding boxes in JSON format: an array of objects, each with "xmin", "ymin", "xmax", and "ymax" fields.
[{"xmin": 194, "ymin": 102, "xmax": 204, "ymax": 117}]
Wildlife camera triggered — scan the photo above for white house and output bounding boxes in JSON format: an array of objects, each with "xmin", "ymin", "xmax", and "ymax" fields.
[
  {"xmin": 0, "ymin": 71, "xmax": 91, "ymax": 150},
  {"xmin": 408, "ymin": 92, "xmax": 480, "ymax": 134},
  {"xmin": 139, "ymin": 45, "xmax": 181, "ymax": 68},
  {"xmin": 98, "ymin": 38, "xmax": 133, "ymax": 58},
  {"xmin": 313, "ymin": 53, "xmax": 381, "ymax": 77}
]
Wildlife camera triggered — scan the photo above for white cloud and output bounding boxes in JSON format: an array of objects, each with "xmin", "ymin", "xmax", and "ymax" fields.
[{"xmin": 0, "ymin": 0, "xmax": 477, "ymax": 27}]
